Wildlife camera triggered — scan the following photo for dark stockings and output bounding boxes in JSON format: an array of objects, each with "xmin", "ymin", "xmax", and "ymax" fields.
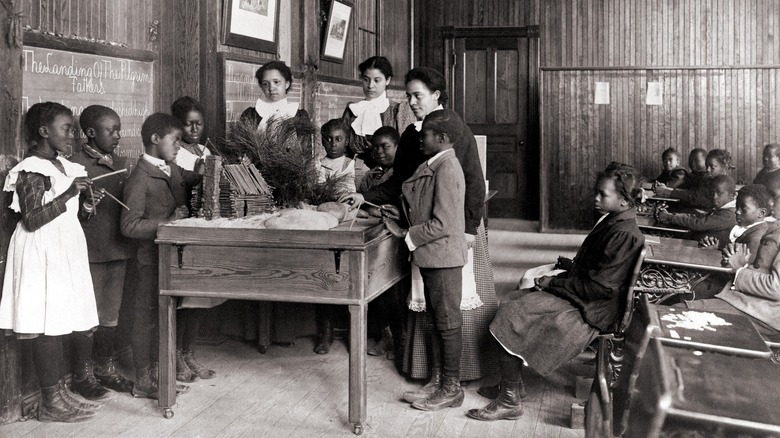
[
  {"xmin": 499, "ymin": 347, "xmax": 523, "ymax": 383},
  {"xmin": 176, "ymin": 308, "xmax": 204, "ymax": 351},
  {"xmin": 33, "ymin": 335, "xmax": 62, "ymax": 387},
  {"xmin": 431, "ymin": 327, "xmax": 463, "ymax": 379},
  {"xmin": 70, "ymin": 330, "xmax": 94, "ymax": 364}
]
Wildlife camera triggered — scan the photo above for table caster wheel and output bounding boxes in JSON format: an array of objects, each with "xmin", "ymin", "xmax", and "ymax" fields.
[
  {"xmin": 163, "ymin": 408, "xmax": 174, "ymax": 419},
  {"xmin": 258, "ymin": 344, "xmax": 268, "ymax": 354},
  {"xmin": 353, "ymin": 424, "xmax": 363, "ymax": 435}
]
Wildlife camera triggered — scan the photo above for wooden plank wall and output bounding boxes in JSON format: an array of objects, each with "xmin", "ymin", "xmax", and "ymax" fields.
[
  {"xmin": 320, "ymin": 0, "xmax": 411, "ymax": 83},
  {"xmin": 414, "ymin": 0, "xmax": 540, "ymax": 71},
  {"xmin": 541, "ymin": 67, "xmax": 780, "ymax": 230},
  {"xmin": 19, "ymin": 0, "xmax": 157, "ymax": 51},
  {"xmin": 540, "ymin": 0, "xmax": 780, "ymax": 68},
  {"xmin": 537, "ymin": 0, "xmax": 780, "ymax": 230}
]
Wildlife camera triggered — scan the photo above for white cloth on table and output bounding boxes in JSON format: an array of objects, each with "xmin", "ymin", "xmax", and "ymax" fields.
[{"xmin": 0, "ymin": 156, "xmax": 98, "ymax": 335}]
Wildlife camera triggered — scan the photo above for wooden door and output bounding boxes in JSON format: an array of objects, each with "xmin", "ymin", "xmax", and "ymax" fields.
[{"xmin": 445, "ymin": 27, "xmax": 539, "ymax": 219}]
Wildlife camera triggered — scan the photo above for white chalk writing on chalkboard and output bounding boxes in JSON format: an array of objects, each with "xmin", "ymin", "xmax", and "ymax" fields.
[{"xmin": 22, "ymin": 46, "xmax": 154, "ymax": 163}]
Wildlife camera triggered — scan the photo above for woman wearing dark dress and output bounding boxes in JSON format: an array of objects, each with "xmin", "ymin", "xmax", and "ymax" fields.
[
  {"xmin": 339, "ymin": 56, "xmax": 415, "ymax": 358},
  {"xmin": 341, "ymin": 56, "xmax": 415, "ymax": 169},
  {"xmin": 239, "ymin": 60, "xmax": 309, "ymax": 131},
  {"xmin": 342, "ymin": 67, "xmax": 499, "ymax": 397}
]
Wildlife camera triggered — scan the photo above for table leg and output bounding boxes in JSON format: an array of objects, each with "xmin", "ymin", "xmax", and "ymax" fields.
[
  {"xmin": 158, "ymin": 294, "xmax": 176, "ymax": 418},
  {"xmin": 348, "ymin": 304, "xmax": 367, "ymax": 435},
  {"xmin": 257, "ymin": 301, "xmax": 271, "ymax": 353}
]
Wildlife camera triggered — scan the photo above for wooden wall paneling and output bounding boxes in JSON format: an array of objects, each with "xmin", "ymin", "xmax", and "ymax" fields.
[
  {"xmin": 541, "ymin": 66, "xmax": 780, "ymax": 230},
  {"xmin": 379, "ymin": 0, "xmax": 410, "ymax": 77},
  {"xmin": 0, "ymin": 0, "xmax": 24, "ymax": 423}
]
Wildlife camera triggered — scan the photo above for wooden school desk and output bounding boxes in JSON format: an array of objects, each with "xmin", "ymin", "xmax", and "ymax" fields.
[
  {"xmin": 626, "ymin": 339, "xmax": 780, "ymax": 437},
  {"xmin": 637, "ymin": 237, "xmax": 733, "ymax": 301},
  {"xmin": 645, "ymin": 301, "xmax": 772, "ymax": 359},
  {"xmin": 155, "ymin": 218, "xmax": 410, "ymax": 435}
]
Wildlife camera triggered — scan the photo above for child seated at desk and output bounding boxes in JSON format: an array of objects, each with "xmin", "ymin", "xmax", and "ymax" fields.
[
  {"xmin": 680, "ymin": 148, "xmax": 708, "ymax": 190},
  {"xmin": 753, "ymin": 143, "xmax": 780, "ymax": 191},
  {"xmin": 654, "ymin": 147, "xmax": 688, "ymax": 189},
  {"xmin": 679, "ymin": 196, "xmax": 780, "ymax": 340},
  {"xmin": 698, "ymin": 184, "xmax": 770, "ymax": 255},
  {"xmin": 655, "ymin": 174, "xmax": 738, "ymax": 244},
  {"xmin": 656, "ymin": 149, "xmax": 733, "ymax": 211}
]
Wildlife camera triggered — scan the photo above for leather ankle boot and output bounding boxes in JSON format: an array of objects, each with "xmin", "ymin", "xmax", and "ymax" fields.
[
  {"xmin": 466, "ymin": 377, "xmax": 524, "ymax": 421},
  {"xmin": 367, "ymin": 326, "xmax": 394, "ymax": 357},
  {"xmin": 94, "ymin": 356, "xmax": 134, "ymax": 393},
  {"xmin": 411, "ymin": 376, "xmax": 464, "ymax": 411},
  {"xmin": 132, "ymin": 367, "xmax": 159, "ymax": 400},
  {"xmin": 57, "ymin": 381, "xmax": 101, "ymax": 411},
  {"xmin": 314, "ymin": 319, "xmax": 334, "ymax": 355},
  {"xmin": 176, "ymin": 350, "xmax": 199, "ymax": 383},
  {"xmin": 70, "ymin": 361, "xmax": 110, "ymax": 400},
  {"xmin": 477, "ymin": 378, "xmax": 527, "ymax": 400},
  {"xmin": 150, "ymin": 362, "xmax": 190, "ymax": 395},
  {"xmin": 182, "ymin": 349, "xmax": 216, "ymax": 379},
  {"xmin": 38, "ymin": 384, "xmax": 96, "ymax": 423},
  {"xmin": 403, "ymin": 367, "xmax": 442, "ymax": 403}
]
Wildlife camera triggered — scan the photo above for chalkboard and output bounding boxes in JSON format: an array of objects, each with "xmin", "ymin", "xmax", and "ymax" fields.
[
  {"xmin": 22, "ymin": 46, "xmax": 154, "ymax": 162},
  {"xmin": 223, "ymin": 57, "xmax": 301, "ymax": 130}
]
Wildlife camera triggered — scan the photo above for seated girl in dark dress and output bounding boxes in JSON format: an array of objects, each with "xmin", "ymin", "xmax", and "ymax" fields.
[{"xmin": 467, "ymin": 162, "xmax": 645, "ymax": 422}]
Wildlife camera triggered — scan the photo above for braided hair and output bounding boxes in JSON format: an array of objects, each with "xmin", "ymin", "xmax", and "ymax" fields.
[{"xmin": 598, "ymin": 162, "xmax": 643, "ymax": 207}]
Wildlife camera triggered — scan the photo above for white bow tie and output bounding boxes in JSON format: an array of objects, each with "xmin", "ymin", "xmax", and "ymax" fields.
[{"xmin": 157, "ymin": 163, "xmax": 171, "ymax": 177}]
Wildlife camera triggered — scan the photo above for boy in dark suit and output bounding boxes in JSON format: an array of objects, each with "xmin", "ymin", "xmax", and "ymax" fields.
[
  {"xmin": 121, "ymin": 113, "xmax": 202, "ymax": 399},
  {"xmin": 654, "ymin": 147, "xmax": 688, "ymax": 188},
  {"xmin": 382, "ymin": 109, "xmax": 467, "ymax": 411},
  {"xmin": 656, "ymin": 174, "xmax": 738, "ymax": 244},
  {"xmin": 69, "ymin": 105, "xmax": 133, "ymax": 397}
]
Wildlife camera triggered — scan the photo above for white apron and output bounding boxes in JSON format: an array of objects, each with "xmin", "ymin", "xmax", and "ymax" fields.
[{"xmin": 0, "ymin": 156, "xmax": 98, "ymax": 335}]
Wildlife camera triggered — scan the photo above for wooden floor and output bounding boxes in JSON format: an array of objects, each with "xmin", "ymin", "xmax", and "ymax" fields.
[{"xmin": 1, "ymin": 220, "xmax": 589, "ymax": 438}]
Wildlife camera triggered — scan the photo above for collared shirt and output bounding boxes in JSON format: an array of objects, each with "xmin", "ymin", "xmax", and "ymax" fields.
[
  {"xmin": 142, "ymin": 153, "xmax": 170, "ymax": 177},
  {"xmin": 729, "ymin": 220, "xmax": 765, "ymax": 243},
  {"xmin": 81, "ymin": 144, "xmax": 114, "ymax": 167},
  {"xmin": 413, "ymin": 105, "xmax": 445, "ymax": 131}
]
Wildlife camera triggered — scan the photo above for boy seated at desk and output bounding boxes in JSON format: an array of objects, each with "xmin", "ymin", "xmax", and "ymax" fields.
[
  {"xmin": 655, "ymin": 174, "xmax": 737, "ymax": 245},
  {"xmin": 680, "ymin": 148, "xmax": 708, "ymax": 190},
  {"xmin": 753, "ymin": 143, "xmax": 780, "ymax": 191},
  {"xmin": 697, "ymin": 184, "xmax": 771, "ymax": 255},
  {"xmin": 677, "ymin": 195, "xmax": 780, "ymax": 342},
  {"xmin": 654, "ymin": 147, "xmax": 688, "ymax": 189},
  {"xmin": 656, "ymin": 149, "xmax": 733, "ymax": 212}
]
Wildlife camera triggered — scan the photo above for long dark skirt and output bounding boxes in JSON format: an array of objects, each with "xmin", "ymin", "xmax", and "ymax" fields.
[
  {"xmin": 490, "ymin": 289, "xmax": 598, "ymax": 376},
  {"xmin": 401, "ymin": 221, "xmax": 499, "ymax": 381}
]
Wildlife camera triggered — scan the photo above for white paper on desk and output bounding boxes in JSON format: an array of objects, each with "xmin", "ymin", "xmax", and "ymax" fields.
[
  {"xmin": 646, "ymin": 81, "xmax": 664, "ymax": 105},
  {"xmin": 594, "ymin": 82, "xmax": 610, "ymax": 105}
]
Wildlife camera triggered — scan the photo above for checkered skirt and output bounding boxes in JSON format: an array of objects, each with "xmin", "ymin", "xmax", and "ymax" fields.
[{"xmin": 401, "ymin": 220, "xmax": 499, "ymax": 381}]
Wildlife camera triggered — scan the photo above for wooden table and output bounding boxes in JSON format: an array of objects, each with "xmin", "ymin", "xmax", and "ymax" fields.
[
  {"xmin": 627, "ymin": 339, "xmax": 780, "ymax": 436},
  {"xmin": 645, "ymin": 302, "xmax": 772, "ymax": 358},
  {"xmin": 155, "ymin": 218, "xmax": 410, "ymax": 435},
  {"xmin": 637, "ymin": 239, "xmax": 733, "ymax": 301}
]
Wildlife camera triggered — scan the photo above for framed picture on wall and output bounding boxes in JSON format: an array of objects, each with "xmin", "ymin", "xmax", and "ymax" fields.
[
  {"xmin": 321, "ymin": 0, "xmax": 353, "ymax": 63},
  {"xmin": 222, "ymin": 0, "xmax": 280, "ymax": 53}
]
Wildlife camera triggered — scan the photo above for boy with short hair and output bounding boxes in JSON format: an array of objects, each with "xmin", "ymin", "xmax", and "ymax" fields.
[
  {"xmin": 698, "ymin": 184, "xmax": 771, "ymax": 255},
  {"xmin": 318, "ymin": 118, "xmax": 356, "ymax": 195},
  {"xmin": 121, "ymin": 113, "xmax": 202, "ymax": 399},
  {"xmin": 682, "ymin": 148, "xmax": 708, "ymax": 190},
  {"xmin": 68, "ymin": 105, "xmax": 134, "ymax": 397},
  {"xmin": 383, "ymin": 109, "xmax": 467, "ymax": 411},
  {"xmin": 656, "ymin": 174, "xmax": 738, "ymax": 244},
  {"xmin": 655, "ymin": 147, "xmax": 688, "ymax": 188}
]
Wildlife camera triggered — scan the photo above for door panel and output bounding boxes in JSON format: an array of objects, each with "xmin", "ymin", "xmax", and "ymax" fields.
[{"xmin": 449, "ymin": 35, "xmax": 535, "ymax": 219}]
